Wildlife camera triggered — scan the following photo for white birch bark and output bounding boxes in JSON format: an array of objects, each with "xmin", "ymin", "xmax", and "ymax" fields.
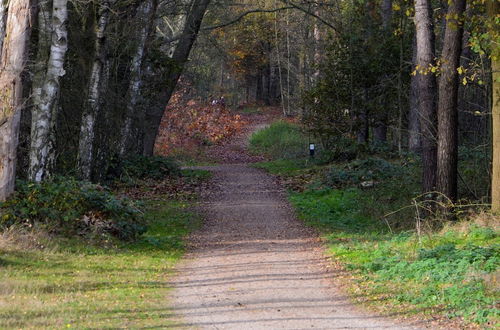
[
  {"xmin": 119, "ymin": 0, "xmax": 156, "ymax": 156},
  {"xmin": 28, "ymin": 0, "xmax": 68, "ymax": 182},
  {"xmin": 0, "ymin": 0, "xmax": 33, "ymax": 200},
  {"xmin": 77, "ymin": 0, "xmax": 112, "ymax": 180}
]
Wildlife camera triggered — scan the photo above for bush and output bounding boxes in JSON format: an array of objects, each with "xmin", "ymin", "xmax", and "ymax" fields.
[
  {"xmin": 249, "ymin": 121, "xmax": 307, "ymax": 159},
  {"xmin": 0, "ymin": 178, "xmax": 145, "ymax": 240},
  {"xmin": 326, "ymin": 157, "xmax": 404, "ymax": 187},
  {"xmin": 108, "ymin": 155, "xmax": 180, "ymax": 182}
]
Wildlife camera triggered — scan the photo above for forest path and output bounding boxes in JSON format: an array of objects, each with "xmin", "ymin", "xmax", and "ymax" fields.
[{"xmin": 169, "ymin": 113, "xmax": 424, "ymax": 329}]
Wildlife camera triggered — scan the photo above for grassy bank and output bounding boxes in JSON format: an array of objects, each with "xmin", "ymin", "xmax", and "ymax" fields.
[
  {"xmin": 251, "ymin": 122, "xmax": 499, "ymax": 327},
  {"xmin": 0, "ymin": 165, "xmax": 208, "ymax": 328}
]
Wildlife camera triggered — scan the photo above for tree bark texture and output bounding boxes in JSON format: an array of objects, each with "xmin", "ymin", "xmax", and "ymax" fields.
[
  {"xmin": 144, "ymin": 0, "xmax": 210, "ymax": 156},
  {"xmin": 119, "ymin": 0, "xmax": 158, "ymax": 156},
  {"xmin": 0, "ymin": 0, "xmax": 33, "ymax": 200},
  {"xmin": 436, "ymin": 0, "xmax": 466, "ymax": 202},
  {"xmin": 77, "ymin": 0, "xmax": 112, "ymax": 180},
  {"xmin": 415, "ymin": 0, "xmax": 438, "ymax": 193},
  {"xmin": 29, "ymin": 0, "xmax": 68, "ymax": 182}
]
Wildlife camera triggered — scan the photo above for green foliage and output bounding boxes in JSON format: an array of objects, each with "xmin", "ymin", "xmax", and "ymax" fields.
[
  {"xmin": 0, "ymin": 178, "xmax": 145, "ymax": 241},
  {"xmin": 249, "ymin": 121, "xmax": 308, "ymax": 159}
]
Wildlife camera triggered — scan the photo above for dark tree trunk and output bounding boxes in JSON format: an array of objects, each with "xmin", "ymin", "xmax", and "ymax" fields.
[
  {"xmin": 415, "ymin": 0, "xmax": 437, "ymax": 193},
  {"xmin": 436, "ymin": 0, "xmax": 466, "ymax": 202},
  {"xmin": 142, "ymin": 0, "xmax": 210, "ymax": 156}
]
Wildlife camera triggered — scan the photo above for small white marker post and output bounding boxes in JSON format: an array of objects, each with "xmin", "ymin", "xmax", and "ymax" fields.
[{"xmin": 309, "ymin": 143, "xmax": 315, "ymax": 158}]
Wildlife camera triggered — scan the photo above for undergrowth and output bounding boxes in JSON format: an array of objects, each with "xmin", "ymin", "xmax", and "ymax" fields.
[{"xmin": 0, "ymin": 178, "xmax": 145, "ymax": 241}]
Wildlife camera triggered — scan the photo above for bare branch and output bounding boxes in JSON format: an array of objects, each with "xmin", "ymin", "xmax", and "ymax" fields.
[{"xmin": 201, "ymin": 7, "xmax": 294, "ymax": 31}]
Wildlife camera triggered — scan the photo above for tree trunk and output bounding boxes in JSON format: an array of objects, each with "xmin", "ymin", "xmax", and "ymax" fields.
[
  {"xmin": 142, "ymin": 0, "xmax": 210, "ymax": 156},
  {"xmin": 29, "ymin": 0, "xmax": 68, "ymax": 182},
  {"xmin": 0, "ymin": 0, "xmax": 33, "ymax": 201},
  {"xmin": 409, "ymin": 36, "xmax": 421, "ymax": 152},
  {"xmin": 414, "ymin": 0, "xmax": 437, "ymax": 193},
  {"xmin": 489, "ymin": 0, "xmax": 500, "ymax": 212},
  {"xmin": 77, "ymin": 0, "xmax": 112, "ymax": 180},
  {"xmin": 119, "ymin": 0, "xmax": 157, "ymax": 156},
  {"xmin": 436, "ymin": 0, "xmax": 466, "ymax": 202}
]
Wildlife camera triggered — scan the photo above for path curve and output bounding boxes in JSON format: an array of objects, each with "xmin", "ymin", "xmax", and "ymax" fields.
[{"xmin": 169, "ymin": 159, "xmax": 425, "ymax": 328}]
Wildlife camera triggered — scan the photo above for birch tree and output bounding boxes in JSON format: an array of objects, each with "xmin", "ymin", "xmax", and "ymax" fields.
[
  {"xmin": 77, "ymin": 0, "xmax": 112, "ymax": 180},
  {"xmin": 29, "ymin": 0, "xmax": 68, "ymax": 182},
  {"xmin": 0, "ymin": 0, "xmax": 33, "ymax": 200},
  {"xmin": 118, "ymin": 0, "xmax": 158, "ymax": 156}
]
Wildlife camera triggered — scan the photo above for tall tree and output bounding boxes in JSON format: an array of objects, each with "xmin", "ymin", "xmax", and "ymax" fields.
[
  {"xmin": 119, "ymin": 0, "xmax": 158, "ymax": 156},
  {"xmin": 29, "ymin": 0, "xmax": 69, "ymax": 182},
  {"xmin": 414, "ymin": 0, "xmax": 438, "ymax": 193},
  {"xmin": 0, "ymin": 0, "xmax": 33, "ymax": 200},
  {"xmin": 77, "ymin": 0, "xmax": 113, "ymax": 180},
  {"xmin": 436, "ymin": 0, "xmax": 466, "ymax": 202}
]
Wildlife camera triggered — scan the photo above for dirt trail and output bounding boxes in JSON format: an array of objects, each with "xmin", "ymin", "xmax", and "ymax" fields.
[{"xmin": 169, "ymin": 116, "xmax": 425, "ymax": 329}]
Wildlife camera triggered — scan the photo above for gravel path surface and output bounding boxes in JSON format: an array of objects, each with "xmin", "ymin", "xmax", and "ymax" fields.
[{"xmin": 169, "ymin": 120, "xmax": 425, "ymax": 329}]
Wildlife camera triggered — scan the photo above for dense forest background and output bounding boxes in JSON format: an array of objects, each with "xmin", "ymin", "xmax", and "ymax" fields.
[{"xmin": 0, "ymin": 0, "xmax": 498, "ymax": 211}]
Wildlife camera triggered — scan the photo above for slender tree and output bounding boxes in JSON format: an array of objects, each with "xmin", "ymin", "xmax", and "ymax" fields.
[
  {"xmin": 489, "ymin": 0, "xmax": 500, "ymax": 212},
  {"xmin": 0, "ymin": 0, "xmax": 33, "ymax": 200},
  {"xmin": 414, "ymin": 0, "xmax": 438, "ymax": 193}
]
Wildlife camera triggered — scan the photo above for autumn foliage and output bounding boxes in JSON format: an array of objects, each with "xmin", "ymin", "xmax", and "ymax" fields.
[{"xmin": 154, "ymin": 90, "xmax": 246, "ymax": 156}]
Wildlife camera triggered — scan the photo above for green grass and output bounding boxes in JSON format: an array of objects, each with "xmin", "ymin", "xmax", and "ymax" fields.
[
  {"xmin": 249, "ymin": 121, "xmax": 309, "ymax": 159},
  {"xmin": 0, "ymin": 199, "xmax": 201, "ymax": 328}
]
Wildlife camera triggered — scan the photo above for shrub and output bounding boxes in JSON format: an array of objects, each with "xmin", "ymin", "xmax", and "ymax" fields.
[
  {"xmin": 250, "ymin": 121, "xmax": 307, "ymax": 159},
  {"xmin": 0, "ymin": 178, "xmax": 145, "ymax": 240},
  {"xmin": 326, "ymin": 157, "xmax": 404, "ymax": 187}
]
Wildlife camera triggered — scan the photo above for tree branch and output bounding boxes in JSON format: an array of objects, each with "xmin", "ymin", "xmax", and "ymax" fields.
[{"xmin": 201, "ymin": 7, "xmax": 295, "ymax": 31}]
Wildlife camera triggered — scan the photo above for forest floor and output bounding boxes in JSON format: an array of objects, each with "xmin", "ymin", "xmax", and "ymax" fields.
[{"xmin": 168, "ymin": 109, "xmax": 428, "ymax": 329}]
